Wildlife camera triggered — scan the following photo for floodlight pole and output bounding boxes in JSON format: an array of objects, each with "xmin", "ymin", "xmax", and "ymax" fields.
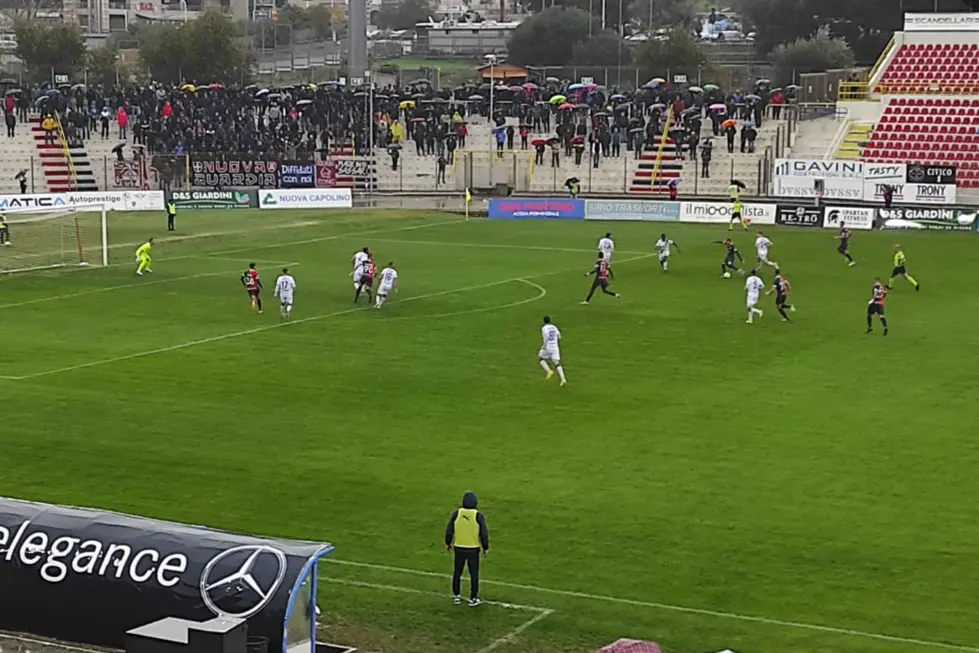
[{"xmin": 488, "ymin": 54, "xmax": 496, "ymax": 131}]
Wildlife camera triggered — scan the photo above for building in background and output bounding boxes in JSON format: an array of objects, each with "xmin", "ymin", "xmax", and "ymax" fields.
[{"xmin": 415, "ymin": 17, "xmax": 520, "ymax": 55}]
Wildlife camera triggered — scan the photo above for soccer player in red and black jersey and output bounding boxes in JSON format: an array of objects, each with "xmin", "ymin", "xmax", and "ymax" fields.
[
  {"xmin": 866, "ymin": 276, "xmax": 888, "ymax": 336},
  {"xmin": 714, "ymin": 238, "xmax": 743, "ymax": 277},
  {"xmin": 354, "ymin": 257, "xmax": 377, "ymax": 304},
  {"xmin": 766, "ymin": 268, "xmax": 796, "ymax": 322},
  {"xmin": 241, "ymin": 263, "xmax": 263, "ymax": 314},
  {"xmin": 836, "ymin": 223, "xmax": 856, "ymax": 266},
  {"xmin": 580, "ymin": 252, "xmax": 620, "ymax": 305}
]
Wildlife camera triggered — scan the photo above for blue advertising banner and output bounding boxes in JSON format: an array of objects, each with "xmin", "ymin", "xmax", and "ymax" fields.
[
  {"xmin": 488, "ymin": 198, "xmax": 585, "ymax": 219},
  {"xmin": 277, "ymin": 161, "xmax": 316, "ymax": 189},
  {"xmin": 585, "ymin": 199, "xmax": 680, "ymax": 221}
]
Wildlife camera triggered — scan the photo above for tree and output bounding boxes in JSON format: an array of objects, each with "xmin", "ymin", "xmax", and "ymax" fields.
[
  {"xmin": 137, "ymin": 11, "xmax": 253, "ymax": 85},
  {"xmin": 14, "ymin": 19, "xmax": 86, "ymax": 81},
  {"xmin": 634, "ymin": 28, "xmax": 707, "ymax": 82},
  {"xmin": 507, "ymin": 7, "xmax": 592, "ymax": 66},
  {"xmin": 628, "ymin": 0, "xmax": 696, "ymax": 29},
  {"xmin": 308, "ymin": 4, "xmax": 334, "ymax": 41},
  {"xmin": 572, "ymin": 30, "xmax": 630, "ymax": 66},
  {"xmin": 86, "ymin": 44, "xmax": 124, "ymax": 87},
  {"xmin": 0, "ymin": 0, "xmax": 62, "ymax": 20},
  {"xmin": 374, "ymin": 0, "xmax": 434, "ymax": 30},
  {"xmin": 768, "ymin": 25, "xmax": 855, "ymax": 86}
]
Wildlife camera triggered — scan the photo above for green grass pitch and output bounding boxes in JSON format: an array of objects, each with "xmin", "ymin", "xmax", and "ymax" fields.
[{"xmin": 1, "ymin": 208, "xmax": 978, "ymax": 653}]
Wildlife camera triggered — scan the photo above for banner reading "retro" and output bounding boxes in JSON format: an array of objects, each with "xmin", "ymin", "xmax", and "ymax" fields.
[{"xmin": 0, "ymin": 498, "xmax": 332, "ymax": 650}]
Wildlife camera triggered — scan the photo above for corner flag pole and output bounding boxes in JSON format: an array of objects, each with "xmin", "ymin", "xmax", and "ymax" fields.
[{"xmin": 464, "ymin": 188, "xmax": 472, "ymax": 221}]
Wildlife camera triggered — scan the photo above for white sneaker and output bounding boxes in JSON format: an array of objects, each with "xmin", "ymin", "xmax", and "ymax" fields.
[
  {"xmin": 453, "ymin": 596, "xmax": 461, "ymax": 605},
  {"xmin": 790, "ymin": 306, "xmax": 796, "ymax": 312},
  {"xmin": 848, "ymin": 261, "xmax": 856, "ymax": 267},
  {"xmin": 136, "ymin": 271, "xmax": 142, "ymax": 276},
  {"xmin": 746, "ymin": 319, "xmax": 753, "ymax": 324},
  {"xmin": 579, "ymin": 300, "xmax": 589, "ymax": 305},
  {"xmin": 757, "ymin": 310, "xmax": 764, "ymax": 318},
  {"xmin": 469, "ymin": 598, "xmax": 482, "ymax": 607},
  {"xmin": 145, "ymin": 269, "xmax": 152, "ymax": 273}
]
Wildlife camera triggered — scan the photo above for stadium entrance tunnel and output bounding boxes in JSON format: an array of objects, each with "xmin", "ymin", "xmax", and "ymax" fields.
[{"xmin": 0, "ymin": 497, "xmax": 333, "ymax": 653}]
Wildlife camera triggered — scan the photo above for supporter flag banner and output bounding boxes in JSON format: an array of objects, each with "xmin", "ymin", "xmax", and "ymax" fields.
[
  {"xmin": 170, "ymin": 189, "xmax": 257, "ymax": 210},
  {"xmin": 774, "ymin": 159, "xmax": 865, "ymax": 179},
  {"xmin": 277, "ymin": 161, "xmax": 316, "ymax": 189},
  {"xmin": 332, "ymin": 158, "xmax": 377, "ymax": 190},
  {"xmin": 823, "ymin": 206, "xmax": 875, "ymax": 230},
  {"xmin": 773, "ymin": 176, "xmax": 863, "ymax": 200},
  {"xmin": 904, "ymin": 13, "xmax": 979, "ymax": 31},
  {"xmin": 190, "ymin": 156, "xmax": 279, "ymax": 188},
  {"xmin": 113, "ymin": 160, "xmax": 142, "ymax": 189},
  {"xmin": 0, "ymin": 497, "xmax": 331, "ymax": 650},
  {"xmin": 877, "ymin": 207, "xmax": 976, "ymax": 231},
  {"xmin": 775, "ymin": 205, "xmax": 824, "ymax": 228},
  {"xmin": 0, "ymin": 191, "xmax": 163, "ymax": 212},
  {"xmin": 315, "ymin": 161, "xmax": 338, "ymax": 188},
  {"xmin": 488, "ymin": 198, "xmax": 585, "ymax": 220},
  {"xmin": 679, "ymin": 201, "xmax": 776, "ymax": 224},
  {"xmin": 585, "ymin": 200, "xmax": 680, "ymax": 221},
  {"xmin": 906, "ymin": 164, "xmax": 956, "ymax": 185},
  {"xmin": 259, "ymin": 188, "xmax": 353, "ymax": 209}
]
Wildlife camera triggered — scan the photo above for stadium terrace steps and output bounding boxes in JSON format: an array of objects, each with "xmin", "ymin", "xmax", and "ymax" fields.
[
  {"xmin": 0, "ymin": 117, "xmax": 38, "ymax": 194},
  {"xmin": 29, "ymin": 118, "xmax": 98, "ymax": 193},
  {"xmin": 789, "ymin": 115, "xmax": 846, "ymax": 159},
  {"xmin": 836, "ymin": 123, "xmax": 873, "ymax": 160}
]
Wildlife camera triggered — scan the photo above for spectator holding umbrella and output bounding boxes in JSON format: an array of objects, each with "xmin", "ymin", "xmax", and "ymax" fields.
[{"xmin": 723, "ymin": 118, "xmax": 737, "ymax": 153}]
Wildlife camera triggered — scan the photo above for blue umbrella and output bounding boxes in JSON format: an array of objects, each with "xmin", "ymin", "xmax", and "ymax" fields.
[
  {"xmin": 567, "ymin": 83, "xmax": 585, "ymax": 91},
  {"xmin": 644, "ymin": 80, "xmax": 660, "ymax": 89}
]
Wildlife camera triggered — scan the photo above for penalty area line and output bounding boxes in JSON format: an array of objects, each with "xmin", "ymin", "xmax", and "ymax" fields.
[{"xmin": 324, "ymin": 559, "xmax": 979, "ymax": 653}]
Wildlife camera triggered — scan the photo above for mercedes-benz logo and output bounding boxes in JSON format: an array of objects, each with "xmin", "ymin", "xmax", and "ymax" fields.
[
  {"xmin": 200, "ymin": 545, "xmax": 288, "ymax": 619},
  {"xmin": 908, "ymin": 165, "xmax": 925, "ymax": 182}
]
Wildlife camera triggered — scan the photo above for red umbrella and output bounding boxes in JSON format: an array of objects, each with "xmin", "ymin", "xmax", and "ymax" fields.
[
  {"xmin": 523, "ymin": 82, "xmax": 538, "ymax": 90},
  {"xmin": 558, "ymin": 103, "xmax": 574, "ymax": 110},
  {"xmin": 531, "ymin": 138, "xmax": 547, "ymax": 146},
  {"xmin": 208, "ymin": 83, "xmax": 224, "ymax": 90}
]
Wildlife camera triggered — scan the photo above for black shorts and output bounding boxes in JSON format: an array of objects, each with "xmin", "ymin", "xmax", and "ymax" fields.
[
  {"xmin": 776, "ymin": 295, "xmax": 787, "ymax": 306},
  {"xmin": 247, "ymin": 288, "xmax": 260, "ymax": 298},
  {"xmin": 592, "ymin": 278, "xmax": 608, "ymax": 289},
  {"xmin": 891, "ymin": 265, "xmax": 906, "ymax": 277},
  {"xmin": 838, "ymin": 242, "xmax": 848, "ymax": 254},
  {"xmin": 732, "ymin": 211, "xmax": 742, "ymax": 220},
  {"xmin": 724, "ymin": 257, "xmax": 736, "ymax": 267},
  {"xmin": 867, "ymin": 302, "xmax": 885, "ymax": 316},
  {"xmin": 361, "ymin": 277, "xmax": 374, "ymax": 288}
]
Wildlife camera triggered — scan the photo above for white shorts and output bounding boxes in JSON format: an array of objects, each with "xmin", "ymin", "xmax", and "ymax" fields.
[
  {"xmin": 746, "ymin": 296, "xmax": 759, "ymax": 310},
  {"xmin": 757, "ymin": 250, "xmax": 769, "ymax": 263},
  {"xmin": 378, "ymin": 284, "xmax": 393, "ymax": 296},
  {"xmin": 538, "ymin": 346, "xmax": 561, "ymax": 362},
  {"xmin": 601, "ymin": 252, "xmax": 613, "ymax": 263},
  {"xmin": 353, "ymin": 270, "xmax": 363, "ymax": 285},
  {"xmin": 658, "ymin": 251, "xmax": 669, "ymax": 262},
  {"xmin": 279, "ymin": 292, "xmax": 293, "ymax": 305}
]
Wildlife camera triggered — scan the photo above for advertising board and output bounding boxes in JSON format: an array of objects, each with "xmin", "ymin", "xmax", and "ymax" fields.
[
  {"xmin": 488, "ymin": 198, "xmax": 585, "ymax": 219},
  {"xmin": 904, "ymin": 13, "xmax": 979, "ymax": 31},
  {"xmin": 823, "ymin": 206, "xmax": 875, "ymax": 230},
  {"xmin": 906, "ymin": 164, "xmax": 956, "ymax": 185},
  {"xmin": 190, "ymin": 157, "xmax": 279, "ymax": 188},
  {"xmin": 277, "ymin": 161, "xmax": 316, "ymax": 189},
  {"xmin": 680, "ymin": 201, "xmax": 776, "ymax": 224},
  {"xmin": 774, "ymin": 177, "xmax": 864, "ymax": 200},
  {"xmin": 0, "ymin": 191, "xmax": 163, "ymax": 212},
  {"xmin": 258, "ymin": 188, "xmax": 353, "ymax": 209},
  {"xmin": 774, "ymin": 159, "xmax": 864, "ymax": 179},
  {"xmin": 775, "ymin": 205, "xmax": 824, "ymax": 228},
  {"xmin": 878, "ymin": 207, "xmax": 976, "ymax": 231},
  {"xmin": 170, "ymin": 189, "xmax": 257, "ymax": 210},
  {"xmin": 584, "ymin": 199, "xmax": 680, "ymax": 221}
]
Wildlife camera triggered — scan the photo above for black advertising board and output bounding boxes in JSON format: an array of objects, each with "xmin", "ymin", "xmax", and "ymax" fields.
[
  {"xmin": 190, "ymin": 156, "xmax": 279, "ymax": 188},
  {"xmin": 277, "ymin": 161, "xmax": 316, "ymax": 189},
  {"xmin": 906, "ymin": 164, "xmax": 957, "ymax": 185},
  {"xmin": 0, "ymin": 498, "xmax": 330, "ymax": 649},
  {"xmin": 776, "ymin": 204, "xmax": 824, "ymax": 228},
  {"xmin": 877, "ymin": 207, "xmax": 977, "ymax": 232}
]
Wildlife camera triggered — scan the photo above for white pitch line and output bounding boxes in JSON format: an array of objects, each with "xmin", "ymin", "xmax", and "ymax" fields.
[
  {"xmin": 322, "ymin": 577, "xmax": 549, "ymax": 613},
  {"xmin": 164, "ymin": 218, "xmax": 466, "ymax": 263},
  {"xmin": 8, "ymin": 253, "xmax": 653, "ymax": 381},
  {"xmin": 324, "ymin": 559, "xmax": 979, "ymax": 653},
  {"xmin": 0, "ymin": 263, "xmax": 295, "ymax": 310},
  {"xmin": 386, "ymin": 278, "xmax": 547, "ymax": 322},
  {"xmin": 473, "ymin": 610, "xmax": 554, "ymax": 653},
  {"xmin": 364, "ymin": 237, "xmax": 648, "ymax": 256}
]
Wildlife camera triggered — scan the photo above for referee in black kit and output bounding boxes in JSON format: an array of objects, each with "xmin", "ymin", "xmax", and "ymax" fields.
[{"xmin": 445, "ymin": 491, "xmax": 490, "ymax": 607}]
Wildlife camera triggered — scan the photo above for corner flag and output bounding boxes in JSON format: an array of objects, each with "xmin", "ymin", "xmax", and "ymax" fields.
[{"xmin": 464, "ymin": 188, "xmax": 472, "ymax": 220}]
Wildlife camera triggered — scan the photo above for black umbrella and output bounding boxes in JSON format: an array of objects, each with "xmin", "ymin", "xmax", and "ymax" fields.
[
  {"xmin": 411, "ymin": 92, "xmax": 427, "ymax": 100},
  {"xmin": 575, "ymin": 102, "xmax": 589, "ymax": 109},
  {"xmin": 593, "ymin": 111, "xmax": 609, "ymax": 117},
  {"xmin": 731, "ymin": 179, "xmax": 747, "ymax": 189},
  {"xmin": 431, "ymin": 97, "xmax": 449, "ymax": 104}
]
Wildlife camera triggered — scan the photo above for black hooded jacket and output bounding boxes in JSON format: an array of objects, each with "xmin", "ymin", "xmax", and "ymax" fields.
[{"xmin": 444, "ymin": 491, "xmax": 490, "ymax": 551}]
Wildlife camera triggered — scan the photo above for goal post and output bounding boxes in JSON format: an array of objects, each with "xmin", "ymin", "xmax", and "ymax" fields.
[{"xmin": 0, "ymin": 205, "xmax": 109, "ymax": 274}]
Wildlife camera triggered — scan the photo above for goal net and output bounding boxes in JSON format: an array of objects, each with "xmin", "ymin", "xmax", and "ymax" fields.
[{"xmin": 0, "ymin": 206, "xmax": 108, "ymax": 274}]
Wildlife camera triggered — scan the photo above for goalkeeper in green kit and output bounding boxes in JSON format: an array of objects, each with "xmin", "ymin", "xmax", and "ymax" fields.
[{"xmin": 0, "ymin": 213, "xmax": 10, "ymax": 246}]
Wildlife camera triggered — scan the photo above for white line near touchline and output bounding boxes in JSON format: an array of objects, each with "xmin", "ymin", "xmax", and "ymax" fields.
[
  {"xmin": 363, "ymin": 237, "xmax": 649, "ymax": 256},
  {"xmin": 474, "ymin": 610, "xmax": 554, "ymax": 653},
  {"xmin": 324, "ymin": 559, "xmax": 979, "ymax": 653},
  {"xmin": 0, "ymin": 263, "xmax": 299, "ymax": 310},
  {"xmin": 8, "ymin": 253, "xmax": 653, "ymax": 381}
]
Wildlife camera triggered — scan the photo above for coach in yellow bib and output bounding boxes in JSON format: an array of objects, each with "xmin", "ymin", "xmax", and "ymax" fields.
[{"xmin": 444, "ymin": 491, "xmax": 489, "ymax": 607}]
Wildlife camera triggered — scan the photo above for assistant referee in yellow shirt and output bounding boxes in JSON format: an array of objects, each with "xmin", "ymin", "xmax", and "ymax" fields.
[{"xmin": 444, "ymin": 491, "xmax": 489, "ymax": 607}]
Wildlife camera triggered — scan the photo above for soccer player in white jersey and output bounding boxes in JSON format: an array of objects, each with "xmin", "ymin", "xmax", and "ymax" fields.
[
  {"xmin": 273, "ymin": 267, "xmax": 297, "ymax": 319},
  {"xmin": 538, "ymin": 316, "xmax": 566, "ymax": 386},
  {"xmin": 754, "ymin": 232, "xmax": 777, "ymax": 269},
  {"xmin": 352, "ymin": 247, "xmax": 370, "ymax": 290},
  {"xmin": 654, "ymin": 233, "xmax": 680, "ymax": 272},
  {"xmin": 745, "ymin": 269, "xmax": 765, "ymax": 324},
  {"xmin": 375, "ymin": 262, "xmax": 398, "ymax": 309},
  {"xmin": 597, "ymin": 232, "xmax": 614, "ymax": 263}
]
